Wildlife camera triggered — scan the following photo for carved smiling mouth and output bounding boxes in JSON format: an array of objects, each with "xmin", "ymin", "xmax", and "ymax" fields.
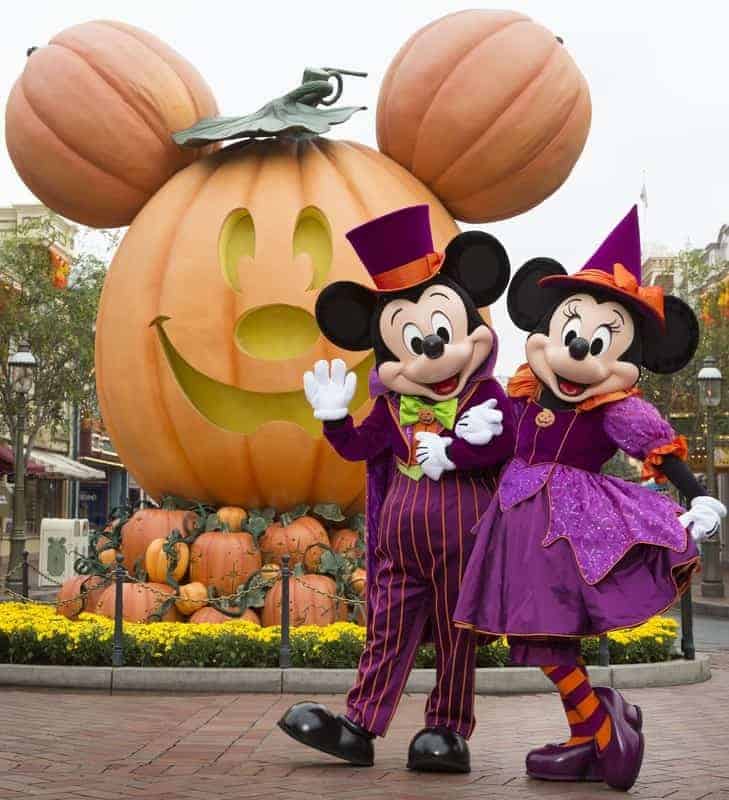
[
  {"xmin": 151, "ymin": 316, "xmax": 374, "ymax": 437},
  {"xmin": 555, "ymin": 373, "xmax": 589, "ymax": 397}
]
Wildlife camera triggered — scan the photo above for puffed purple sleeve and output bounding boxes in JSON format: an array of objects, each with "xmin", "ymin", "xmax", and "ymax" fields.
[
  {"xmin": 446, "ymin": 379, "xmax": 515, "ymax": 470},
  {"xmin": 602, "ymin": 395, "xmax": 682, "ymax": 460},
  {"xmin": 322, "ymin": 395, "xmax": 393, "ymax": 462}
]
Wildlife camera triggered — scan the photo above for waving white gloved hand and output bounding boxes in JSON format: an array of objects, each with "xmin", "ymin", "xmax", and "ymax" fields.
[
  {"xmin": 455, "ymin": 398, "xmax": 504, "ymax": 445},
  {"xmin": 415, "ymin": 431, "xmax": 456, "ymax": 481},
  {"xmin": 679, "ymin": 496, "xmax": 727, "ymax": 544},
  {"xmin": 303, "ymin": 359, "xmax": 357, "ymax": 421}
]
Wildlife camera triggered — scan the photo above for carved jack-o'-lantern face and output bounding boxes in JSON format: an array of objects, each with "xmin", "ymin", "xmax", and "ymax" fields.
[{"xmin": 95, "ymin": 138, "xmax": 459, "ymax": 509}]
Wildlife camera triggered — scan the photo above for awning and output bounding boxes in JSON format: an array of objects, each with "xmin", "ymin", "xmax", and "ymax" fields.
[
  {"xmin": 29, "ymin": 450, "xmax": 105, "ymax": 481},
  {"xmin": 0, "ymin": 444, "xmax": 46, "ymax": 476}
]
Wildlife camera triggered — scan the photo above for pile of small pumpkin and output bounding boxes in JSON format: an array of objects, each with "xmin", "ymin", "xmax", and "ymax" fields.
[{"xmin": 57, "ymin": 498, "xmax": 366, "ymax": 627}]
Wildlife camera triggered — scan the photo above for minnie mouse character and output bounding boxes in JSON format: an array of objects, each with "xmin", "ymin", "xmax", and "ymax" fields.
[
  {"xmin": 454, "ymin": 206, "xmax": 726, "ymax": 790},
  {"xmin": 278, "ymin": 204, "xmax": 515, "ymax": 772}
]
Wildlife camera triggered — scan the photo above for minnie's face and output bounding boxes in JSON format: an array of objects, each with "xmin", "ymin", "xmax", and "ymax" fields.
[
  {"xmin": 377, "ymin": 284, "xmax": 493, "ymax": 401},
  {"xmin": 527, "ymin": 292, "xmax": 639, "ymax": 403}
]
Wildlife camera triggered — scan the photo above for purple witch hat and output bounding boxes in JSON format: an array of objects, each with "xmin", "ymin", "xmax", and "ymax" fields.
[{"xmin": 539, "ymin": 206, "xmax": 665, "ymax": 325}]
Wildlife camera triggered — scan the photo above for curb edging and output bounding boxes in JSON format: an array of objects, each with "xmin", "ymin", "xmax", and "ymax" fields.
[{"xmin": 0, "ymin": 655, "xmax": 710, "ymax": 694}]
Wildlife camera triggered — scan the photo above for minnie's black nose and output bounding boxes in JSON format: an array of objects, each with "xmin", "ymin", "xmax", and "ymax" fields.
[
  {"xmin": 568, "ymin": 337, "xmax": 590, "ymax": 361},
  {"xmin": 423, "ymin": 334, "xmax": 445, "ymax": 359}
]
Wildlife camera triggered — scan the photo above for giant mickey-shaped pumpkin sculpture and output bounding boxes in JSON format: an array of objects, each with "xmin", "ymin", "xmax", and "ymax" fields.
[{"xmin": 5, "ymin": 12, "xmax": 591, "ymax": 509}]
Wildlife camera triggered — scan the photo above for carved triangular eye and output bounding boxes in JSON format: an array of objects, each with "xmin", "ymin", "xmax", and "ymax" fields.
[
  {"xmin": 219, "ymin": 209, "xmax": 255, "ymax": 292},
  {"xmin": 293, "ymin": 206, "xmax": 332, "ymax": 290}
]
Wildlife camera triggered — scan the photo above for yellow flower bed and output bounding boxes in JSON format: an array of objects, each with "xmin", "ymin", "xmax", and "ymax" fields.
[{"xmin": 0, "ymin": 603, "xmax": 677, "ymax": 668}]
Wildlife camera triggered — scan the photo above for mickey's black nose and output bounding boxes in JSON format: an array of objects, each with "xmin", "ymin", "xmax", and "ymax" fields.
[
  {"xmin": 423, "ymin": 334, "xmax": 445, "ymax": 359},
  {"xmin": 568, "ymin": 337, "xmax": 590, "ymax": 361}
]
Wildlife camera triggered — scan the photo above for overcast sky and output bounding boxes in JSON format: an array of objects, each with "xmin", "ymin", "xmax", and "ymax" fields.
[{"xmin": 1, "ymin": 0, "xmax": 727, "ymax": 374}]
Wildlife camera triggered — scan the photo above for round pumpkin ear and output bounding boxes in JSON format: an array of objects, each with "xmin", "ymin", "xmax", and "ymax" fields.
[
  {"xmin": 315, "ymin": 281, "xmax": 377, "ymax": 351},
  {"xmin": 641, "ymin": 296, "xmax": 699, "ymax": 374},
  {"xmin": 507, "ymin": 257, "xmax": 568, "ymax": 331},
  {"xmin": 440, "ymin": 231, "xmax": 510, "ymax": 307}
]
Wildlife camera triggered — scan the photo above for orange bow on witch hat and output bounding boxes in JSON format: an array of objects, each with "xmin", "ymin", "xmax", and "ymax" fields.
[{"xmin": 539, "ymin": 206, "xmax": 666, "ymax": 327}]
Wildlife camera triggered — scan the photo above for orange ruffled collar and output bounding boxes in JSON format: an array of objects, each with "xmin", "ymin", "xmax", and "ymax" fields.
[{"xmin": 507, "ymin": 364, "xmax": 640, "ymax": 412}]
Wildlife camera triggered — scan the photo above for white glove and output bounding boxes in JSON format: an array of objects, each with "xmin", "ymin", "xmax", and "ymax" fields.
[
  {"xmin": 415, "ymin": 431, "xmax": 456, "ymax": 481},
  {"xmin": 455, "ymin": 398, "xmax": 504, "ymax": 445},
  {"xmin": 303, "ymin": 359, "xmax": 357, "ymax": 421},
  {"xmin": 679, "ymin": 496, "xmax": 727, "ymax": 544}
]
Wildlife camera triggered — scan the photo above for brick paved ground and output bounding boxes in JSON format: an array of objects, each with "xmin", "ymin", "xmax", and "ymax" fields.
[{"xmin": 0, "ymin": 654, "xmax": 727, "ymax": 800}]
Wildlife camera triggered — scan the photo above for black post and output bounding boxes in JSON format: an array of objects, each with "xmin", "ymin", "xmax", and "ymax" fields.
[
  {"xmin": 112, "ymin": 553, "xmax": 125, "ymax": 668},
  {"xmin": 21, "ymin": 550, "xmax": 29, "ymax": 600},
  {"xmin": 598, "ymin": 633, "xmax": 610, "ymax": 667},
  {"xmin": 279, "ymin": 555, "xmax": 292, "ymax": 669},
  {"xmin": 680, "ymin": 586, "xmax": 696, "ymax": 661}
]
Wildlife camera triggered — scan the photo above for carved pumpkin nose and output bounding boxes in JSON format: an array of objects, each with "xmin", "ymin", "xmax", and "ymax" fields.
[
  {"xmin": 423, "ymin": 334, "xmax": 445, "ymax": 359},
  {"xmin": 568, "ymin": 337, "xmax": 590, "ymax": 361}
]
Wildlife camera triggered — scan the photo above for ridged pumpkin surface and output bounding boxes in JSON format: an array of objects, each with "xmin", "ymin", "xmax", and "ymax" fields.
[
  {"xmin": 5, "ymin": 20, "xmax": 217, "ymax": 227},
  {"xmin": 119, "ymin": 509, "xmax": 198, "ymax": 576},
  {"xmin": 261, "ymin": 574, "xmax": 343, "ymax": 627},
  {"xmin": 377, "ymin": 9, "xmax": 591, "ymax": 222},
  {"xmin": 95, "ymin": 138, "xmax": 460, "ymax": 509},
  {"xmin": 189, "ymin": 531, "xmax": 262, "ymax": 595},
  {"xmin": 94, "ymin": 582, "xmax": 181, "ymax": 623}
]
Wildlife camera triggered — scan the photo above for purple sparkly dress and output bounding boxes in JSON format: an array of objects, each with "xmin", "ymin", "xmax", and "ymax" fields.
[{"xmin": 454, "ymin": 391, "xmax": 699, "ymax": 663}]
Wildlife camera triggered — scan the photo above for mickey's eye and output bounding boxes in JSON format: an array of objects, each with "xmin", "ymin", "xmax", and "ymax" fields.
[
  {"xmin": 562, "ymin": 317, "xmax": 581, "ymax": 347},
  {"xmin": 403, "ymin": 322, "xmax": 425, "ymax": 356},
  {"xmin": 590, "ymin": 325, "xmax": 612, "ymax": 356},
  {"xmin": 431, "ymin": 312, "xmax": 452, "ymax": 344}
]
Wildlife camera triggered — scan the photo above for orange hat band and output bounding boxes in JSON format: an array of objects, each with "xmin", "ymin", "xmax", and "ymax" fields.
[
  {"xmin": 374, "ymin": 251, "xmax": 444, "ymax": 292},
  {"xmin": 541, "ymin": 263, "xmax": 665, "ymax": 323}
]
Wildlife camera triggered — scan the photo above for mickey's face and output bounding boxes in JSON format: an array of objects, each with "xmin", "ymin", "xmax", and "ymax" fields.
[
  {"xmin": 527, "ymin": 293, "xmax": 639, "ymax": 403},
  {"xmin": 377, "ymin": 285, "xmax": 494, "ymax": 401}
]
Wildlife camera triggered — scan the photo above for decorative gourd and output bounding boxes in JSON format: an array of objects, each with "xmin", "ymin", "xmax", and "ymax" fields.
[
  {"xmin": 216, "ymin": 506, "xmax": 247, "ymax": 532},
  {"xmin": 56, "ymin": 575, "xmax": 107, "ymax": 619},
  {"xmin": 94, "ymin": 71, "xmax": 460, "ymax": 511},
  {"xmin": 119, "ymin": 508, "xmax": 198, "ymax": 576},
  {"xmin": 350, "ymin": 567, "xmax": 366, "ymax": 598},
  {"xmin": 94, "ymin": 582, "xmax": 181, "ymax": 623},
  {"xmin": 329, "ymin": 528, "xmax": 364, "ymax": 561},
  {"xmin": 261, "ymin": 573, "xmax": 342, "ymax": 627},
  {"xmin": 5, "ymin": 20, "xmax": 218, "ymax": 227},
  {"xmin": 376, "ymin": 9, "xmax": 591, "ymax": 222},
  {"xmin": 188, "ymin": 606, "xmax": 260, "ymax": 625},
  {"xmin": 189, "ymin": 531, "xmax": 261, "ymax": 595},
  {"xmin": 175, "ymin": 581, "xmax": 209, "ymax": 616},
  {"xmin": 259, "ymin": 516, "xmax": 329, "ymax": 570},
  {"xmin": 144, "ymin": 537, "xmax": 190, "ymax": 584},
  {"xmin": 96, "ymin": 535, "xmax": 118, "ymax": 568}
]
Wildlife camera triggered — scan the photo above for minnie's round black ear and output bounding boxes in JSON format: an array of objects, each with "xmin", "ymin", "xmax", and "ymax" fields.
[
  {"xmin": 315, "ymin": 281, "xmax": 376, "ymax": 351},
  {"xmin": 440, "ymin": 231, "xmax": 510, "ymax": 307},
  {"xmin": 641, "ymin": 295, "xmax": 699, "ymax": 374},
  {"xmin": 507, "ymin": 258, "xmax": 569, "ymax": 332}
]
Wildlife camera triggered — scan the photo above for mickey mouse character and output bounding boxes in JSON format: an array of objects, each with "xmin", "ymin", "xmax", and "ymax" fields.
[
  {"xmin": 454, "ymin": 207, "xmax": 727, "ymax": 790},
  {"xmin": 278, "ymin": 204, "xmax": 515, "ymax": 773}
]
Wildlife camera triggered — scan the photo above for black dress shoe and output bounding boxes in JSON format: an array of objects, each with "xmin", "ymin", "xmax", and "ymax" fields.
[
  {"xmin": 407, "ymin": 726, "xmax": 470, "ymax": 773},
  {"xmin": 277, "ymin": 702, "xmax": 374, "ymax": 766}
]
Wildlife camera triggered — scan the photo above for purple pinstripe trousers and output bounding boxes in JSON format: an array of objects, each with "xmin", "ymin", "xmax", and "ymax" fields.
[{"xmin": 346, "ymin": 468, "xmax": 492, "ymax": 738}]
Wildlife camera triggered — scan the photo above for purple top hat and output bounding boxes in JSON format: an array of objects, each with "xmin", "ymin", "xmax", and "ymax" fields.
[{"xmin": 345, "ymin": 205, "xmax": 444, "ymax": 292}]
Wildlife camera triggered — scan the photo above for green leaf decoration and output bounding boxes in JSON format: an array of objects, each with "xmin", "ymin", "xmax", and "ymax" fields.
[
  {"xmin": 205, "ymin": 513, "xmax": 221, "ymax": 532},
  {"xmin": 173, "ymin": 67, "xmax": 366, "ymax": 147},
  {"xmin": 280, "ymin": 503, "xmax": 310, "ymax": 527},
  {"xmin": 318, "ymin": 549, "xmax": 340, "ymax": 576},
  {"xmin": 292, "ymin": 563, "xmax": 306, "ymax": 578},
  {"xmin": 243, "ymin": 512, "xmax": 270, "ymax": 539},
  {"xmin": 347, "ymin": 513, "xmax": 366, "ymax": 535},
  {"xmin": 312, "ymin": 503, "xmax": 345, "ymax": 523}
]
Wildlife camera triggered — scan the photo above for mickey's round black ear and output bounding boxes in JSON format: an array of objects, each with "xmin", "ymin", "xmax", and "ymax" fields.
[
  {"xmin": 440, "ymin": 231, "xmax": 510, "ymax": 307},
  {"xmin": 507, "ymin": 258, "xmax": 569, "ymax": 332},
  {"xmin": 315, "ymin": 281, "xmax": 377, "ymax": 351},
  {"xmin": 641, "ymin": 296, "xmax": 699, "ymax": 374}
]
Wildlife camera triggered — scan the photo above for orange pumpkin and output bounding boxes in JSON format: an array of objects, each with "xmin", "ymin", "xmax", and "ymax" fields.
[
  {"xmin": 144, "ymin": 538, "xmax": 190, "ymax": 584},
  {"xmin": 377, "ymin": 9, "xmax": 591, "ymax": 222},
  {"xmin": 350, "ymin": 567, "xmax": 366, "ymax": 598},
  {"xmin": 96, "ymin": 535, "xmax": 118, "ymax": 569},
  {"xmin": 5, "ymin": 20, "xmax": 217, "ymax": 228},
  {"xmin": 189, "ymin": 606, "xmax": 260, "ymax": 625},
  {"xmin": 95, "ymin": 137, "xmax": 461, "ymax": 510},
  {"xmin": 189, "ymin": 531, "xmax": 261, "ymax": 595},
  {"xmin": 175, "ymin": 581, "xmax": 209, "ymax": 616},
  {"xmin": 259, "ymin": 516, "xmax": 329, "ymax": 570},
  {"xmin": 217, "ymin": 506, "xmax": 247, "ymax": 532},
  {"xmin": 261, "ymin": 573, "xmax": 344, "ymax": 627},
  {"xmin": 329, "ymin": 528, "xmax": 364, "ymax": 561},
  {"xmin": 94, "ymin": 581, "xmax": 181, "ymax": 623},
  {"xmin": 56, "ymin": 575, "xmax": 108, "ymax": 619},
  {"xmin": 119, "ymin": 508, "xmax": 198, "ymax": 576}
]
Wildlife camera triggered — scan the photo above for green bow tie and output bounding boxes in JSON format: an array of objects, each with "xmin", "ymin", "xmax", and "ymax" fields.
[{"xmin": 399, "ymin": 395, "xmax": 458, "ymax": 430}]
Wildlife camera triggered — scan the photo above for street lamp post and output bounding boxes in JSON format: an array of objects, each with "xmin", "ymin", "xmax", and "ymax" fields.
[
  {"xmin": 698, "ymin": 355, "xmax": 724, "ymax": 598},
  {"xmin": 5, "ymin": 343, "xmax": 36, "ymax": 592}
]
